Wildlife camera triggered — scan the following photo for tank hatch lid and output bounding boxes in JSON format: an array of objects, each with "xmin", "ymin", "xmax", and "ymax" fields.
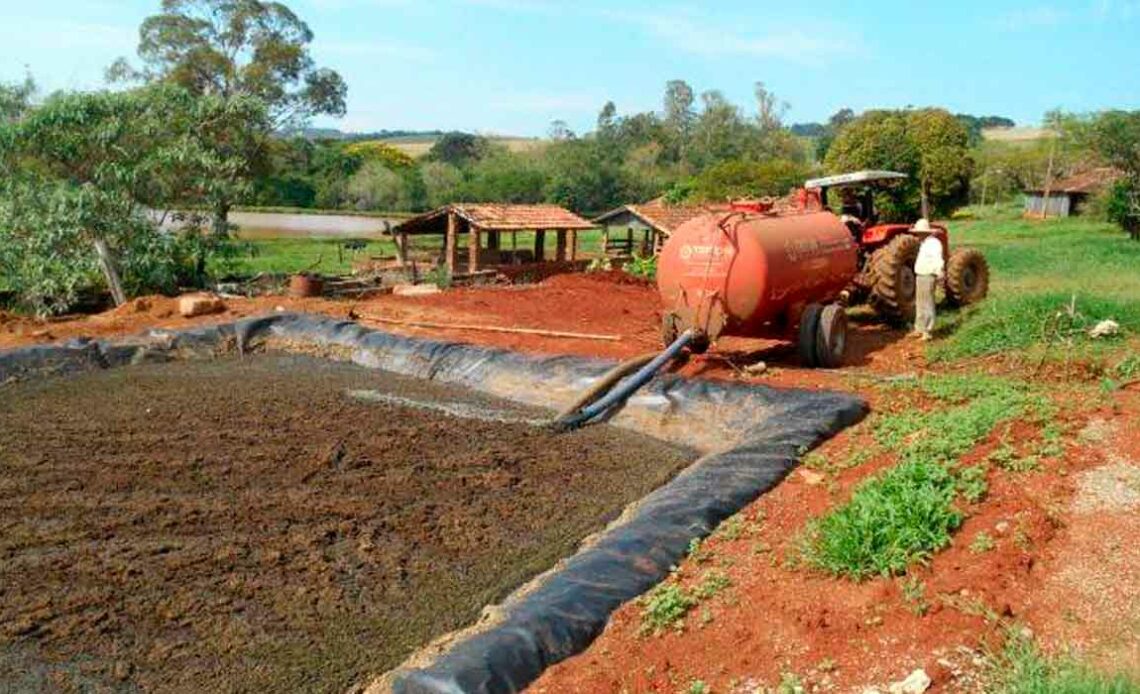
[{"xmin": 804, "ymin": 171, "xmax": 908, "ymax": 189}]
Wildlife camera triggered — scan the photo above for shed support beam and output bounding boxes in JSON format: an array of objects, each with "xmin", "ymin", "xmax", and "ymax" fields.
[
  {"xmin": 556, "ymin": 230, "xmax": 567, "ymax": 262},
  {"xmin": 568, "ymin": 229, "xmax": 577, "ymax": 261},
  {"xmin": 535, "ymin": 230, "xmax": 546, "ymax": 261},
  {"xmin": 445, "ymin": 211, "xmax": 458, "ymax": 275},
  {"xmin": 468, "ymin": 223, "xmax": 481, "ymax": 272}
]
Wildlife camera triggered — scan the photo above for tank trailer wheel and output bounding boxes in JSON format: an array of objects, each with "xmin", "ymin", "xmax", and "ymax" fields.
[
  {"xmin": 870, "ymin": 234, "xmax": 922, "ymax": 325},
  {"xmin": 798, "ymin": 303, "xmax": 823, "ymax": 368},
  {"xmin": 815, "ymin": 304, "xmax": 848, "ymax": 368},
  {"xmin": 945, "ymin": 248, "xmax": 990, "ymax": 306}
]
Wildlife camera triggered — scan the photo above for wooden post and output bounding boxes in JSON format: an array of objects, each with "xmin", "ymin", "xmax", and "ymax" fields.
[
  {"xmin": 556, "ymin": 230, "xmax": 567, "ymax": 262},
  {"xmin": 1041, "ymin": 138, "xmax": 1057, "ymax": 220},
  {"xmin": 94, "ymin": 238, "xmax": 126, "ymax": 307},
  {"xmin": 394, "ymin": 231, "xmax": 409, "ymax": 266},
  {"xmin": 445, "ymin": 211, "xmax": 458, "ymax": 275},
  {"xmin": 511, "ymin": 231, "xmax": 518, "ymax": 264},
  {"xmin": 602, "ymin": 226, "xmax": 610, "ymax": 257},
  {"xmin": 568, "ymin": 229, "xmax": 577, "ymax": 261},
  {"xmin": 468, "ymin": 223, "xmax": 480, "ymax": 272},
  {"xmin": 535, "ymin": 230, "xmax": 546, "ymax": 261}
]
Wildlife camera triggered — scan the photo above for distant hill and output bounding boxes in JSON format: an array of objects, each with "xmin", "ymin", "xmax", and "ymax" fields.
[{"xmin": 279, "ymin": 128, "xmax": 546, "ymax": 157}]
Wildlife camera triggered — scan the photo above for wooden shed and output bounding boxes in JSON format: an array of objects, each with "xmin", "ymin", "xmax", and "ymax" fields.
[
  {"xmin": 391, "ymin": 203, "xmax": 595, "ymax": 275},
  {"xmin": 1024, "ymin": 168, "xmax": 1122, "ymax": 218},
  {"xmin": 592, "ymin": 198, "xmax": 727, "ymax": 257}
]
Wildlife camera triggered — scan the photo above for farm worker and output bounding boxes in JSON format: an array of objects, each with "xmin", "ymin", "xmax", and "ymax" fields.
[{"xmin": 911, "ymin": 218, "xmax": 944, "ymax": 341}]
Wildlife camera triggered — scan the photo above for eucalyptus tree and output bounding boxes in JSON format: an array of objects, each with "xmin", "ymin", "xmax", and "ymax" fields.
[{"xmin": 109, "ymin": 0, "xmax": 348, "ymax": 231}]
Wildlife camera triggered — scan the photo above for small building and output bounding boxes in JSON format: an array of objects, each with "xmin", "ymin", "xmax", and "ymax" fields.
[
  {"xmin": 592, "ymin": 198, "xmax": 728, "ymax": 257},
  {"xmin": 391, "ymin": 203, "xmax": 596, "ymax": 276},
  {"xmin": 1023, "ymin": 168, "xmax": 1122, "ymax": 218}
]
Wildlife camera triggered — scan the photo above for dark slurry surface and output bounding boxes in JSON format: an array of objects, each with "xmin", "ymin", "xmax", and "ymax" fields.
[{"xmin": 0, "ymin": 355, "xmax": 691, "ymax": 692}]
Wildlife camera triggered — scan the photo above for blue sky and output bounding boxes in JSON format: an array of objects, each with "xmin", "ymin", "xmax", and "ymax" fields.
[{"xmin": 2, "ymin": 0, "xmax": 1138, "ymax": 136}]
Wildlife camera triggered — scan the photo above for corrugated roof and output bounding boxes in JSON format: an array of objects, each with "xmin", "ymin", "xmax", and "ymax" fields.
[
  {"xmin": 593, "ymin": 198, "xmax": 729, "ymax": 235},
  {"xmin": 394, "ymin": 204, "xmax": 595, "ymax": 235},
  {"xmin": 1025, "ymin": 167, "xmax": 1123, "ymax": 195}
]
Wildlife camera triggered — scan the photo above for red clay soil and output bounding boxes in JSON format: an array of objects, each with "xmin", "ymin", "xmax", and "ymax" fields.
[
  {"xmin": 529, "ymin": 391, "xmax": 1124, "ymax": 693},
  {"xmin": 0, "ymin": 354, "xmax": 690, "ymax": 692},
  {"xmin": 0, "ymin": 273, "xmax": 920, "ymax": 391}
]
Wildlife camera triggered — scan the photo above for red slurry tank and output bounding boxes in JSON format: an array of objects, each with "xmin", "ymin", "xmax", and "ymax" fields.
[{"xmin": 657, "ymin": 203, "xmax": 859, "ymax": 368}]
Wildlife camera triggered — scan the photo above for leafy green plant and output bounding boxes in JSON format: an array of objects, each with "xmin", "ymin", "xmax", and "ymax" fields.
[
  {"xmin": 900, "ymin": 575, "xmax": 929, "ymax": 615},
  {"xmin": 639, "ymin": 584, "xmax": 695, "ymax": 635},
  {"xmin": 970, "ymin": 531, "xmax": 996, "ymax": 554},
  {"xmin": 625, "ymin": 252, "xmax": 657, "ymax": 280},
  {"xmin": 687, "ymin": 679, "xmax": 710, "ymax": 694},
  {"xmin": 424, "ymin": 265, "xmax": 453, "ymax": 289},
  {"xmin": 956, "ymin": 465, "xmax": 990, "ymax": 503}
]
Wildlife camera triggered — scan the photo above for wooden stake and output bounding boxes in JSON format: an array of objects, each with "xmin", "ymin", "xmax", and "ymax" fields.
[
  {"xmin": 361, "ymin": 314, "xmax": 620, "ymax": 341},
  {"xmin": 445, "ymin": 211, "xmax": 458, "ymax": 274},
  {"xmin": 94, "ymin": 238, "xmax": 126, "ymax": 307}
]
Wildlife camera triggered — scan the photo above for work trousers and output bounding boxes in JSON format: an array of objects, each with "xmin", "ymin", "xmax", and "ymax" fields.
[{"xmin": 915, "ymin": 274, "xmax": 937, "ymax": 336}]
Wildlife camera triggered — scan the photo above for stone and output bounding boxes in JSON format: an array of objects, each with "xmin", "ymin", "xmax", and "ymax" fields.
[
  {"xmin": 1089, "ymin": 319, "xmax": 1120, "ymax": 339},
  {"xmin": 743, "ymin": 361, "xmax": 768, "ymax": 376},
  {"xmin": 799, "ymin": 469, "xmax": 826, "ymax": 486},
  {"xmin": 888, "ymin": 669, "xmax": 931, "ymax": 694},
  {"xmin": 392, "ymin": 283, "xmax": 441, "ymax": 297},
  {"xmin": 178, "ymin": 294, "xmax": 225, "ymax": 318}
]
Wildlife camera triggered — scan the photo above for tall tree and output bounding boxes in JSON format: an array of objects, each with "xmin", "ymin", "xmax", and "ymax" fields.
[
  {"xmin": 109, "ymin": 0, "xmax": 347, "ymax": 232},
  {"xmin": 753, "ymin": 81, "xmax": 787, "ymax": 133},
  {"xmin": 596, "ymin": 101, "xmax": 618, "ymax": 138},
  {"xmin": 0, "ymin": 75, "xmax": 35, "ymax": 123},
  {"xmin": 824, "ymin": 109, "xmax": 971, "ymax": 219}
]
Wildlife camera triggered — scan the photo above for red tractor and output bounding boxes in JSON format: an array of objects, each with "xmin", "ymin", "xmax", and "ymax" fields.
[{"xmin": 804, "ymin": 170, "xmax": 991, "ymax": 322}]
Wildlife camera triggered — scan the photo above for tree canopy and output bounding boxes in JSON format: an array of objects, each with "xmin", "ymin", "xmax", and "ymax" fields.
[
  {"xmin": 825, "ymin": 108, "xmax": 972, "ymax": 219},
  {"xmin": 109, "ymin": 0, "xmax": 346, "ymax": 129}
]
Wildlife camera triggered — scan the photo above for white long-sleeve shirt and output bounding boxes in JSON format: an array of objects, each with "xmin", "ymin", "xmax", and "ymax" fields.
[{"xmin": 914, "ymin": 236, "xmax": 945, "ymax": 277}]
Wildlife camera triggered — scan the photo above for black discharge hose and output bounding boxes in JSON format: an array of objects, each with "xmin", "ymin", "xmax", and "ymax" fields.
[{"xmin": 553, "ymin": 329, "xmax": 697, "ymax": 430}]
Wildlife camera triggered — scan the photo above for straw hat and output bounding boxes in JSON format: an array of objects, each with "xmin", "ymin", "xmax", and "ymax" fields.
[{"xmin": 911, "ymin": 218, "xmax": 933, "ymax": 233}]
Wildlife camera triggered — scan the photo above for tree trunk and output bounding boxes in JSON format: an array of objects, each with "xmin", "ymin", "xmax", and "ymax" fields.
[
  {"xmin": 920, "ymin": 181, "xmax": 931, "ymax": 220},
  {"xmin": 94, "ymin": 238, "xmax": 127, "ymax": 307},
  {"xmin": 212, "ymin": 200, "xmax": 231, "ymax": 238}
]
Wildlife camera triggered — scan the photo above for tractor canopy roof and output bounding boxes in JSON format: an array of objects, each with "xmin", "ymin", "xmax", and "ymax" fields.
[{"xmin": 804, "ymin": 170, "xmax": 908, "ymax": 189}]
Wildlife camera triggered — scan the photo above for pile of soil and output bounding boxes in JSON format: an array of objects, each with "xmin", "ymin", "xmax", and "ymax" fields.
[{"xmin": 0, "ymin": 354, "xmax": 691, "ymax": 692}]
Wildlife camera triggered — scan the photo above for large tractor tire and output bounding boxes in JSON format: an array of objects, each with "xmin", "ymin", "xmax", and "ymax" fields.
[
  {"xmin": 945, "ymin": 248, "xmax": 990, "ymax": 306},
  {"xmin": 869, "ymin": 234, "xmax": 922, "ymax": 324},
  {"xmin": 815, "ymin": 303, "xmax": 848, "ymax": 368},
  {"xmin": 797, "ymin": 303, "xmax": 823, "ymax": 368}
]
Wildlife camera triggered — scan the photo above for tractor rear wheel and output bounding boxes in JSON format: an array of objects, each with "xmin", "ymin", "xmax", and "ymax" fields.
[
  {"xmin": 945, "ymin": 248, "xmax": 990, "ymax": 306},
  {"xmin": 815, "ymin": 304, "xmax": 848, "ymax": 368},
  {"xmin": 870, "ymin": 234, "xmax": 922, "ymax": 324},
  {"xmin": 798, "ymin": 303, "xmax": 823, "ymax": 367}
]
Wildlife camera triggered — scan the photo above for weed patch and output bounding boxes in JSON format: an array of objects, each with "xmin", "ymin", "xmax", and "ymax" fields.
[
  {"xmin": 801, "ymin": 375, "xmax": 1050, "ymax": 579},
  {"xmin": 987, "ymin": 630, "xmax": 1140, "ymax": 693},
  {"xmin": 638, "ymin": 569, "xmax": 733, "ymax": 636}
]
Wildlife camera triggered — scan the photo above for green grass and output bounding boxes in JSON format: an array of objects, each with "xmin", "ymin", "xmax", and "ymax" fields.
[
  {"xmin": 988, "ymin": 631, "xmax": 1140, "ymax": 693},
  {"xmin": 935, "ymin": 211, "xmax": 1140, "ymax": 361},
  {"xmin": 210, "ymin": 238, "xmax": 399, "ymax": 277},
  {"xmin": 211, "ymin": 229, "xmax": 611, "ymax": 277},
  {"xmin": 801, "ymin": 375, "xmax": 1047, "ymax": 579}
]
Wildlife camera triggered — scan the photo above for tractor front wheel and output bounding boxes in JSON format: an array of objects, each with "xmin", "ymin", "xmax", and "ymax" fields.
[
  {"xmin": 870, "ymin": 234, "xmax": 921, "ymax": 324},
  {"xmin": 945, "ymin": 248, "xmax": 990, "ymax": 306}
]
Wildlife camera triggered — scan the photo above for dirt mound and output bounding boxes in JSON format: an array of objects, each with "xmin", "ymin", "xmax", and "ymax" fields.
[
  {"xmin": 0, "ymin": 355, "xmax": 690, "ymax": 692},
  {"xmin": 542, "ymin": 269, "xmax": 652, "ymax": 288}
]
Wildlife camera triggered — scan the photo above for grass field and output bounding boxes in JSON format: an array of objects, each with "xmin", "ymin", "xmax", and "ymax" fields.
[
  {"xmin": 213, "ymin": 229, "xmax": 610, "ymax": 277},
  {"xmin": 380, "ymin": 135, "xmax": 547, "ymax": 158},
  {"xmin": 935, "ymin": 206, "xmax": 1140, "ymax": 362}
]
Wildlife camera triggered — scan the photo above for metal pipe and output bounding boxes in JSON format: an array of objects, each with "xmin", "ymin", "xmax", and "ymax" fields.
[{"xmin": 554, "ymin": 329, "xmax": 696, "ymax": 430}]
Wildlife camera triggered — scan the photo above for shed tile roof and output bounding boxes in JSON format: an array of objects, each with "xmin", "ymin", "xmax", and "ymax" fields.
[
  {"xmin": 1025, "ymin": 167, "xmax": 1123, "ymax": 195},
  {"xmin": 593, "ymin": 198, "xmax": 730, "ymax": 235},
  {"xmin": 394, "ymin": 204, "xmax": 595, "ymax": 235}
]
